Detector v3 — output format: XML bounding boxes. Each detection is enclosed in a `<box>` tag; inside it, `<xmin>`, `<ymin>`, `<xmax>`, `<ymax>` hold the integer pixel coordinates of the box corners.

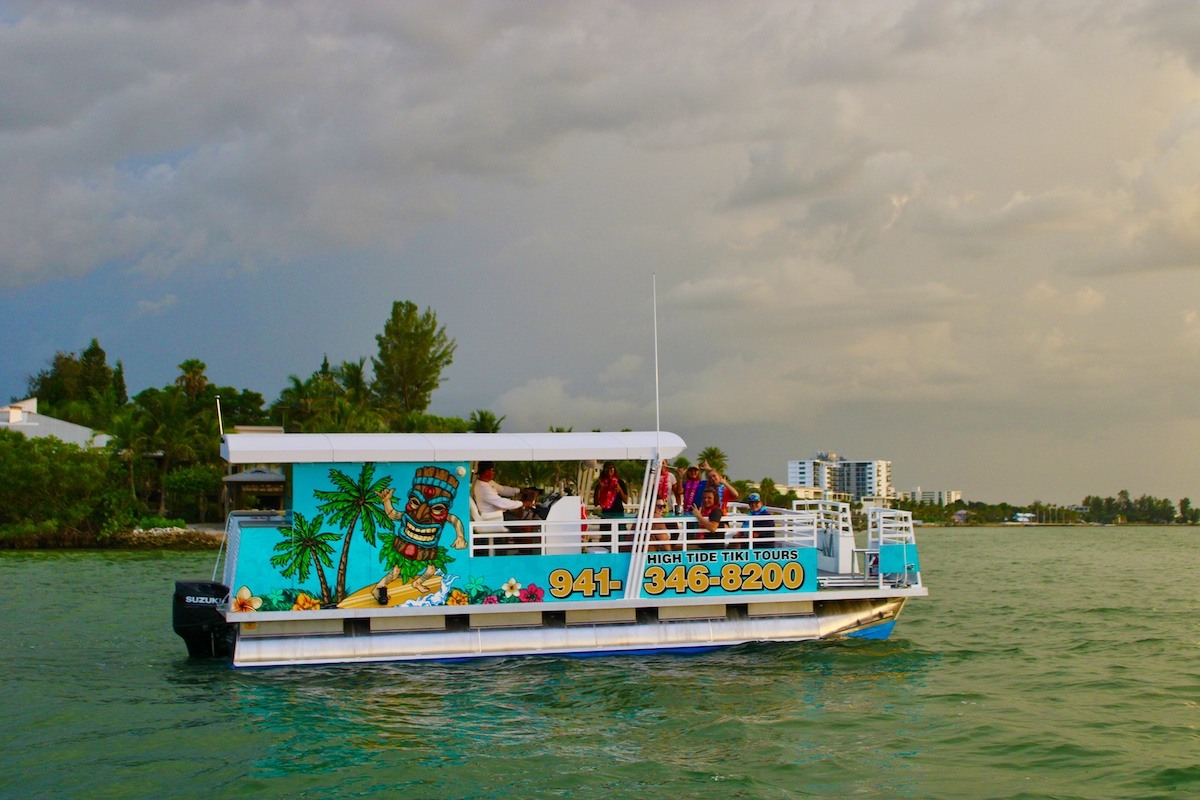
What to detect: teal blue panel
<box><xmin>878</xmin><ymin>542</ymin><xmax>920</xmax><ymax>573</ymax></box>
<box><xmin>464</xmin><ymin>553</ymin><xmax>631</xmax><ymax>603</ymax></box>
<box><xmin>232</xmin><ymin>460</ymin><xmax>473</xmax><ymax>609</ymax></box>
<box><xmin>640</xmin><ymin>547</ymin><xmax>818</xmax><ymax>598</ymax></box>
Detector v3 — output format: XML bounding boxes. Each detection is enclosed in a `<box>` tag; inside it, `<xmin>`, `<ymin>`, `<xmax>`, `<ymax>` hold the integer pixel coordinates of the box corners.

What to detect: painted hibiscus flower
<box><xmin>519</xmin><ymin>583</ymin><xmax>544</xmax><ymax>603</ymax></box>
<box><xmin>291</xmin><ymin>593</ymin><xmax>321</xmax><ymax>611</ymax></box>
<box><xmin>502</xmin><ymin>578</ymin><xmax>522</xmax><ymax>598</ymax></box>
<box><xmin>482</xmin><ymin>595</ymin><xmax>500</xmax><ymax>605</ymax></box>
<box><xmin>447</xmin><ymin>589</ymin><xmax>469</xmax><ymax>606</ymax></box>
<box><xmin>232</xmin><ymin>586</ymin><xmax>262</xmax><ymax>613</ymax></box>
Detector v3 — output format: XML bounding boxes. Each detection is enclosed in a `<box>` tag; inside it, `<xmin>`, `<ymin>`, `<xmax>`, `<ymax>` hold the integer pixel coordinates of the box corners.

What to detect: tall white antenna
<box><xmin>215</xmin><ymin>394</ymin><xmax>224</xmax><ymax>437</ymax></box>
<box><xmin>653</xmin><ymin>273</ymin><xmax>661</xmax><ymax>455</ymax></box>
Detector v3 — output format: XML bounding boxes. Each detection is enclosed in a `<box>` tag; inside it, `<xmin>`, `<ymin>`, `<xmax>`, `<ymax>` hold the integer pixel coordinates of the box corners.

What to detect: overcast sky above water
<box><xmin>4</xmin><ymin>1</ymin><xmax>1200</xmax><ymax>504</ymax></box>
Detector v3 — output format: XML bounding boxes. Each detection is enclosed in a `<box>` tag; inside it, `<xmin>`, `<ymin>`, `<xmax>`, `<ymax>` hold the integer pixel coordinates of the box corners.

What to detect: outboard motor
<box><xmin>173</xmin><ymin>580</ymin><xmax>233</xmax><ymax>658</ymax></box>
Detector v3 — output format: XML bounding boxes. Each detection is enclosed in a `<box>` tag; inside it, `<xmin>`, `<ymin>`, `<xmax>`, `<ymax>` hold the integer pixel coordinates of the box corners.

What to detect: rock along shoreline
<box><xmin>107</xmin><ymin>526</ymin><xmax>226</xmax><ymax>550</ymax></box>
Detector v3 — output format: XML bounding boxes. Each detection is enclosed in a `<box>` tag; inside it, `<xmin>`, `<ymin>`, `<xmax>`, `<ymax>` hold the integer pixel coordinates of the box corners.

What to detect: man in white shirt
<box><xmin>472</xmin><ymin>461</ymin><xmax>531</xmax><ymax>518</ymax></box>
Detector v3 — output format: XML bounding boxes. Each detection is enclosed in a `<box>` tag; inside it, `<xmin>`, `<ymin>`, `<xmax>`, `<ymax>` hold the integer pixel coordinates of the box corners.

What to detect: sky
<box><xmin>4</xmin><ymin>1</ymin><xmax>1200</xmax><ymax>505</ymax></box>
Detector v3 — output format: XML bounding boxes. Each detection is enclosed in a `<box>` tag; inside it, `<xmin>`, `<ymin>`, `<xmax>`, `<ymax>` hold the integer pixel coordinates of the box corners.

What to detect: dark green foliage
<box><xmin>162</xmin><ymin>464</ymin><xmax>224</xmax><ymax>523</ymax></box>
<box><xmin>468</xmin><ymin>409</ymin><xmax>504</xmax><ymax>433</ymax></box>
<box><xmin>0</xmin><ymin>430</ymin><xmax>114</xmax><ymax>544</ymax></box>
<box><xmin>1080</xmin><ymin>492</ymin><xmax>1182</xmax><ymax>524</ymax></box>
<box><xmin>389</xmin><ymin>411</ymin><xmax>470</xmax><ymax>433</ymax></box>
<box><xmin>270</xmin><ymin>361</ymin><xmax>385</xmax><ymax>433</ymax></box>
<box><xmin>208</xmin><ymin>386</ymin><xmax>269</xmax><ymax>427</ymax></box>
<box><xmin>371</xmin><ymin>300</ymin><xmax>456</xmax><ymax>417</ymax></box>
<box><xmin>24</xmin><ymin>339</ymin><xmax>126</xmax><ymax>429</ymax></box>
<box><xmin>133</xmin><ymin>386</ymin><xmax>211</xmax><ymax>514</ymax></box>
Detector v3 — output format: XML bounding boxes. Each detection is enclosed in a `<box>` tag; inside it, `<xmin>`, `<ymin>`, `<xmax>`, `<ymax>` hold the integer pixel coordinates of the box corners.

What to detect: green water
<box><xmin>1</xmin><ymin>528</ymin><xmax>1197</xmax><ymax>799</ymax></box>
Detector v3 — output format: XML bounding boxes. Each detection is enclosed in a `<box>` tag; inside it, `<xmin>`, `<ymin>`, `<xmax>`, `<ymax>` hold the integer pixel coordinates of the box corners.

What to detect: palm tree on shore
<box><xmin>175</xmin><ymin>359</ymin><xmax>209</xmax><ymax>402</ymax></box>
<box><xmin>136</xmin><ymin>386</ymin><xmax>206</xmax><ymax>514</ymax></box>
<box><xmin>336</xmin><ymin>358</ymin><xmax>371</xmax><ymax>408</ymax></box>
<box><xmin>468</xmin><ymin>409</ymin><xmax>504</xmax><ymax>433</ymax></box>
<box><xmin>314</xmin><ymin>463</ymin><xmax>394</xmax><ymax>601</ymax></box>
<box><xmin>697</xmin><ymin>446</ymin><xmax>729</xmax><ymax>476</ymax></box>
<box><xmin>106</xmin><ymin>405</ymin><xmax>147</xmax><ymax>501</ymax></box>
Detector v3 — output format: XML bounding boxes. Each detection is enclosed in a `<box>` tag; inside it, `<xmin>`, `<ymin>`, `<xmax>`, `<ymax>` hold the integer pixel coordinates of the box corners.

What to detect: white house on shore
<box><xmin>0</xmin><ymin>398</ymin><xmax>111</xmax><ymax>448</ymax></box>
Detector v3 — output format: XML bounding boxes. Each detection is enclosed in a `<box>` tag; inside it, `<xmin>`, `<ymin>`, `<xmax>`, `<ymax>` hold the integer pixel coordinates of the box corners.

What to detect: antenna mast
<box><xmin>653</xmin><ymin>273</ymin><xmax>661</xmax><ymax>454</ymax></box>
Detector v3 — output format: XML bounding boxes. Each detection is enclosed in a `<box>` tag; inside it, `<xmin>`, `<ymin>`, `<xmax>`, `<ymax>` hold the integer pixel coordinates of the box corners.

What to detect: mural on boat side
<box><xmin>227</xmin><ymin>461</ymin><xmax>556</xmax><ymax>612</ymax></box>
<box><xmin>225</xmin><ymin>460</ymin><xmax>819</xmax><ymax>613</ymax></box>
<box><xmin>338</xmin><ymin>464</ymin><xmax>466</xmax><ymax>608</ymax></box>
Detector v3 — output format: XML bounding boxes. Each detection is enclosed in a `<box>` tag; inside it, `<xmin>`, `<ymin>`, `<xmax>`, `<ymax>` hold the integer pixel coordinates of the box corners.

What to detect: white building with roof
<box><xmin>0</xmin><ymin>398</ymin><xmax>111</xmax><ymax>448</ymax></box>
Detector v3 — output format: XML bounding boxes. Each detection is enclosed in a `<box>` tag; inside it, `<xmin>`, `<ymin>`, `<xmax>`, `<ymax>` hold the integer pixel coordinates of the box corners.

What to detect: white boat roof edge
<box><xmin>220</xmin><ymin>430</ymin><xmax>687</xmax><ymax>464</ymax></box>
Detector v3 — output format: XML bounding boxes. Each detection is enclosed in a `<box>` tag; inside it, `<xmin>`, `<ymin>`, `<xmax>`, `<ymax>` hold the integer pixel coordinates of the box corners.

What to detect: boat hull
<box><xmin>229</xmin><ymin>595</ymin><xmax>910</xmax><ymax>667</ymax></box>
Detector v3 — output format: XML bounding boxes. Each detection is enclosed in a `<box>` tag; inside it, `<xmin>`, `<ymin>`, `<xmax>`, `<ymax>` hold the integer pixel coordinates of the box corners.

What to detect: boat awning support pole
<box><xmin>624</xmin><ymin>457</ymin><xmax>658</xmax><ymax>599</ymax></box>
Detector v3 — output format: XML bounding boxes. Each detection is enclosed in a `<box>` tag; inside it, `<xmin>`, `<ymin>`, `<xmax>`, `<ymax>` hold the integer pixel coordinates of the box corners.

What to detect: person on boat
<box><xmin>656</xmin><ymin>459</ymin><xmax>681</xmax><ymax>511</ymax></box>
<box><xmin>593</xmin><ymin>462</ymin><xmax>629</xmax><ymax>518</ymax></box>
<box><xmin>473</xmin><ymin>461</ymin><xmax>533</xmax><ymax>519</ymax></box>
<box><xmin>680</xmin><ymin>464</ymin><xmax>704</xmax><ymax>511</ymax></box>
<box><xmin>703</xmin><ymin>464</ymin><xmax>739</xmax><ymax>510</ymax></box>
<box><xmin>507</xmin><ymin>486</ymin><xmax>545</xmax><ymax>554</ymax></box>
<box><xmin>688</xmin><ymin>487</ymin><xmax>724</xmax><ymax>550</ymax></box>
<box><xmin>746</xmin><ymin>492</ymin><xmax>774</xmax><ymax>549</ymax></box>
<box><xmin>649</xmin><ymin>498</ymin><xmax>680</xmax><ymax>551</ymax></box>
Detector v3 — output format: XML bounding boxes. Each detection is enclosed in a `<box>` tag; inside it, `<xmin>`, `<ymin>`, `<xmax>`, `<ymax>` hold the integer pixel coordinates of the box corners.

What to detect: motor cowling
<box><xmin>173</xmin><ymin>580</ymin><xmax>233</xmax><ymax>659</ymax></box>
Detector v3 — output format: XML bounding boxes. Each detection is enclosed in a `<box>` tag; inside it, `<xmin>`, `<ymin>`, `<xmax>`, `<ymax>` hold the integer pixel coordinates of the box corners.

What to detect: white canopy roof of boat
<box><xmin>220</xmin><ymin>430</ymin><xmax>687</xmax><ymax>465</ymax></box>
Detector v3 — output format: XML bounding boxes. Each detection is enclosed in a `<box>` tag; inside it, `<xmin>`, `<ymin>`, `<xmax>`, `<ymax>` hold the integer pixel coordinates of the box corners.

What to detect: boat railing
<box><xmin>860</xmin><ymin>507</ymin><xmax>921</xmax><ymax>589</ymax></box>
<box><xmin>867</xmin><ymin>508</ymin><xmax>916</xmax><ymax>548</ymax></box>
<box><xmin>469</xmin><ymin>508</ymin><xmax>820</xmax><ymax>557</ymax></box>
<box><xmin>792</xmin><ymin>499</ymin><xmax>856</xmax><ymax>576</ymax></box>
<box><xmin>220</xmin><ymin>511</ymin><xmax>289</xmax><ymax>589</ymax></box>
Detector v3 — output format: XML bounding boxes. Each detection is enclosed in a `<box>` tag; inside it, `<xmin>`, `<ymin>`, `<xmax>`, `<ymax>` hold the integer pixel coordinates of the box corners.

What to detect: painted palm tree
<box><xmin>271</xmin><ymin>512</ymin><xmax>339</xmax><ymax>605</ymax></box>
<box><xmin>314</xmin><ymin>463</ymin><xmax>395</xmax><ymax>601</ymax></box>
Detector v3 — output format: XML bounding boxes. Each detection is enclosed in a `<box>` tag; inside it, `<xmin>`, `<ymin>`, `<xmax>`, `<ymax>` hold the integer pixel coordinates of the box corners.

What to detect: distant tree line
<box><xmin>894</xmin><ymin>491</ymin><xmax>1197</xmax><ymax>525</ymax></box>
<box><xmin>1</xmin><ymin>301</ymin><xmax>494</xmax><ymax>546</ymax></box>
<box><xmin>4</xmin><ymin>299</ymin><xmax>1195</xmax><ymax>546</ymax></box>
<box><xmin>1079</xmin><ymin>491</ymin><xmax>1196</xmax><ymax>525</ymax></box>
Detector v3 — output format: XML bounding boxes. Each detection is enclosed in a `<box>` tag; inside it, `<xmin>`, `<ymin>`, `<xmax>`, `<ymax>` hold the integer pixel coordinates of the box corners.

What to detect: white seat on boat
<box><xmin>469</xmin><ymin>493</ymin><xmax>507</xmax><ymax>533</ymax></box>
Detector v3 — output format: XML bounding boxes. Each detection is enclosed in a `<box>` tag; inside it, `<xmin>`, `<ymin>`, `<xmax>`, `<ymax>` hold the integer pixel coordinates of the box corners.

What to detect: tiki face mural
<box><xmin>365</xmin><ymin>465</ymin><xmax>467</xmax><ymax>605</ymax></box>
<box><xmin>378</xmin><ymin>466</ymin><xmax>466</xmax><ymax>561</ymax></box>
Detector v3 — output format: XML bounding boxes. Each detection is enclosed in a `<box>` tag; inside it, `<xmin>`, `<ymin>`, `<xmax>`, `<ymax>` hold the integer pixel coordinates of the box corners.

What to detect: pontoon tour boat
<box><xmin>173</xmin><ymin>430</ymin><xmax>925</xmax><ymax>667</ymax></box>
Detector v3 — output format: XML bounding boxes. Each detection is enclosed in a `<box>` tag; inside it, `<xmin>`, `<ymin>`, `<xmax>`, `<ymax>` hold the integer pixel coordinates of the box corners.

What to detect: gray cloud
<box><xmin>4</xmin><ymin>0</ymin><xmax>1200</xmax><ymax>502</ymax></box>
